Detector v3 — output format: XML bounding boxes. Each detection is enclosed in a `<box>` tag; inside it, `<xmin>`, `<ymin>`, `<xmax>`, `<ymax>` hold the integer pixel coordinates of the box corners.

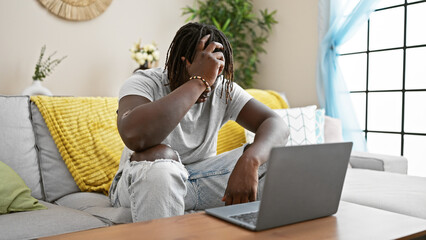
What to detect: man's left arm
<box><xmin>222</xmin><ymin>98</ymin><xmax>289</xmax><ymax>205</ymax></box>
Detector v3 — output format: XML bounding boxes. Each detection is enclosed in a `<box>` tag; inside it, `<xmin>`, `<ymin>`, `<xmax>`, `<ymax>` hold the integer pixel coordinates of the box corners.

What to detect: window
<box><xmin>339</xmin><ymin>0</ymin><xmax>426</xmax><ymax>177</ymax></box>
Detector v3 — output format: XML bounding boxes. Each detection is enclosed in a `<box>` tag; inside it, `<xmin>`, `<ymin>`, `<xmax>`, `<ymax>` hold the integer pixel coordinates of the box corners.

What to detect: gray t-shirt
<box><xmin>118</xmin><ymin>68</ymin><xmax>252</xmax><ymax>165</ymax></box>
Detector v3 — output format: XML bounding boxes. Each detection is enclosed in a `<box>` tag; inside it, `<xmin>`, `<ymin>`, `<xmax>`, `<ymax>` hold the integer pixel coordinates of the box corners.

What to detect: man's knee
<box><xmin>131</xmin><ymin>144</ymin><xmax>179</xmax><ymax>162</ymax></box>
<box><xmin>145</xmin><ymin>161</ymin><xmax>188</xmax><ymax>191</ymax></box>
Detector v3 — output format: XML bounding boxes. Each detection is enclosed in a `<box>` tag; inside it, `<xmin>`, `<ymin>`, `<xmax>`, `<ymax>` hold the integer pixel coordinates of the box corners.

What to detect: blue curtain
<box><xmin>317</xmin><ymin>0</ymin><xmax>382</xmax><ymax>151</ymax></box>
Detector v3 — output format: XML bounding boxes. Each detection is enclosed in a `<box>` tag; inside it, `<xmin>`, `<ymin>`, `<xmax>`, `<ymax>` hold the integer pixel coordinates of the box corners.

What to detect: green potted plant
<box><xmin>22</xmin><ymin>45</ymin><xmax>66</xmax><ymax>96</ymax></box>
<box><xmin>183</xmin><ymin>0</ymin><xmax>277</xmax><ymax>88</ymax></box>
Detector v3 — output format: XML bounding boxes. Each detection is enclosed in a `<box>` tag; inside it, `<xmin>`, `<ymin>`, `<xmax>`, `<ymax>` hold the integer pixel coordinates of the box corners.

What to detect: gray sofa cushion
<box><xmin>30</xmin><ymin>101</ymin><xmax>80</xmax><ymax>202</ymax></box>
<box><xmin>55</xmin><ymin>192</ymin><xmax>132</xmax><ymax>225</ymax></box>
<box><xmin>342</xmin><ymin>168</ymin><xmax>426</xmax><ymax>219</ymax></box>
<box><xmin>0</xmin><ymin>200</ymin><xmax>107</xmax><ymax>239</ymax></box>
<box><xmin>0</xmin><ymin>96</ymin><xmax>43</xmax><ymax>200</ymax></box>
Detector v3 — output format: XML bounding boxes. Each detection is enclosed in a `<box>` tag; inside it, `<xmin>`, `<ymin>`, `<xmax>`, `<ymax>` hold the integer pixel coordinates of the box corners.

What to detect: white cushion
<box><xmin>245</xmin><ymin>105</ymin><xmax>317</xmax><ymax>146</ymax></box>
<box><xmin>324</xmin><ymin>116</ymin><xmax>343</xmax><ymax>143</ymax></box>
<box><xmin>342</xmin><ymin>168</ymin><xmax>426</xmax><ymax>219</ymax></box>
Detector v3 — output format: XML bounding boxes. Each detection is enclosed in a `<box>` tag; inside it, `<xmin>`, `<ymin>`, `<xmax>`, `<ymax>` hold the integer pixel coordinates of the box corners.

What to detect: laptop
<box><xmin>205</xmin><ymin>142</ymin><xmax>353</xmax><ymax>231</ymax></box>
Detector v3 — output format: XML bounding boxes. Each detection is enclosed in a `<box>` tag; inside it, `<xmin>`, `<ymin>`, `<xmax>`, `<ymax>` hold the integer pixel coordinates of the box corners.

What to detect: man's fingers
<box><xmin>182</xmin><ymin>56</ymin><xmax>192</xmax><ymax>69</ymax></box>
<box><xmin>218</xmin><ymin>64</ymin><xmax>224</xmax><ymax>76</ymax></box>
<box><xmin>196</xmin><ymin>34</ymin><xmax>211</xmax><ymax>51</ymax></box>
<box><xmin>205</xmin><ymin>41</ymin><xmax>224</xmax><ymax>53</ymax></box>
<box><xmin>225</xmin><ymin>195</ymin><xmax>233</xmax><ymax>206</ymax></box>
<box><xmin>186</xmin><ymin>59</ymin><xmax>191</xmax><ymax>69</ymax></box>
<box><xmin>224</xmin><ymin>191</ymin><xmax>254</xmax><ymax>206</ymax></box>
<box><xmin>218</xmin><ymin>59</ymin><xmax>225</xmax><ymax>73</ymax></box>
<box><xmin>249</xmin><ymin>191</ymin><xmax>257</xmax><ymax>202</ymax></box>
<box><xmin>212</xmin><ymin>51</ymin><xmax>224</xmax><ymax>61</ymax></box>
<box><xmin>232</xmin><ymin>195</ymin><xmax>242</xmax><ymax>205</ymax></box>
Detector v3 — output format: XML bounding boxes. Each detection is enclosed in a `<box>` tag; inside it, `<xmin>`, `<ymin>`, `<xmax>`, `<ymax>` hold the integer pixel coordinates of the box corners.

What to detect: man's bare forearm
<box><xmin>242</xmin><ymin>116</ymin><xmax>289</xmax><ymax>166</ymax></box>
<box><xmin>119</xmin><ymin>79</ymin><xmax>206</xmax><ymax>151</ymax></box>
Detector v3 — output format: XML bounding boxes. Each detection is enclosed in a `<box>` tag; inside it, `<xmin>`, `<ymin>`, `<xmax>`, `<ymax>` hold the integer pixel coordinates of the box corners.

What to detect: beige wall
<box><xmin>0</xmin><ymin>0</ymin><xmax>318</xmax><ymax>107</ymax></box>
<box><xmin>253</xmin><ymin>0</ymin><xmax>319</xmax><ymax>107</ymax></box>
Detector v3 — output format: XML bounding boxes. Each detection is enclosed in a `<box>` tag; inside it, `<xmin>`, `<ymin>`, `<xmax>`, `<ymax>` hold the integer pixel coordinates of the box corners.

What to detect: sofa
<box><xmin>1</xmin><ymin>93</ymin><xmax>425</xmax><ymax>240</ymax></box>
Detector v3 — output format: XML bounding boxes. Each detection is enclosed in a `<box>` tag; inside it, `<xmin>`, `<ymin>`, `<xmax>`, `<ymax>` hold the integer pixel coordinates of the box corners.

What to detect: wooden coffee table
<box><xmin>40</xmin><ymin>202</ymin><xmax>426</xmax><ymax>240</ymax></box>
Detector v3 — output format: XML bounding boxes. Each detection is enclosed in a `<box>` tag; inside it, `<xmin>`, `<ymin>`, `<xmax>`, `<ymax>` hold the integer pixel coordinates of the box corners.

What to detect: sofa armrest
<box><xmin>324</xmin><ymin>116</ymin><xmax>343</xmax><ymax>143</ymax></box>
<box><xmin>350</xmin><ymin>151</ymin><xmax>408</xmax><ymax>174</ymax></box>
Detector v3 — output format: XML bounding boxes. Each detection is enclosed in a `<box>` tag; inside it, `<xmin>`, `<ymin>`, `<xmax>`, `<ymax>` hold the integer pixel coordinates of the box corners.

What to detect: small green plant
<box><xmin>32</xmin><ymin>45</ymin><xmax>67</xmax><ymax>81</ymax></box>
<box><xmin>183</xmin><ymin>0</ymin><xmax>277</xmax><ymax>88</ymax></box>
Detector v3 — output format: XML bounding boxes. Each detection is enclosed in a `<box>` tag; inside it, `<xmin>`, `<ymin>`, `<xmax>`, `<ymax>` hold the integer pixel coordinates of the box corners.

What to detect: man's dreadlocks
<box><xmin>164</xmin><ymin>22</ymin><xmax>234</xmax><ymax>102</ymax></box>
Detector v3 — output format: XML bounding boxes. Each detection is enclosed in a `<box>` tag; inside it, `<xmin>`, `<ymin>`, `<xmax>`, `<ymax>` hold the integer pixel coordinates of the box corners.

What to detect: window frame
<box><xmin>340</xmin><ymin>0</ymin><xmax>426</xmax><ymax>156</ymax></box>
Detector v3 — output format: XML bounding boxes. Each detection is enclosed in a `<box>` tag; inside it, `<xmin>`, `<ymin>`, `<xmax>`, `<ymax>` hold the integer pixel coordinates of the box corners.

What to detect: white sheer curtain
<box><xmin>316</xmin><ymin>0</ymin><xmax>383</xmax><ymax>151</ymax></box>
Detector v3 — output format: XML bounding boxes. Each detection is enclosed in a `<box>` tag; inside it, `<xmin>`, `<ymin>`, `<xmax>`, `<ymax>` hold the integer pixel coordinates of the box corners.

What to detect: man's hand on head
<box><xmin>185</xmin><ymin>34</ymin><xmax>225</xmax><ymax>87</ymax></box>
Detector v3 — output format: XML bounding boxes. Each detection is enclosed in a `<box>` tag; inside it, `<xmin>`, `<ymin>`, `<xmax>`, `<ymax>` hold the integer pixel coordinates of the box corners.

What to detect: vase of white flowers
<box><xmin>22</xmin><ymin>45</ymin><xmax>66</xmax><ymax>96</ymax></box>
<box><xmin>130</xmin><ymin>39</ymin><xmax>160</xmax><ymax>71</ymax></box>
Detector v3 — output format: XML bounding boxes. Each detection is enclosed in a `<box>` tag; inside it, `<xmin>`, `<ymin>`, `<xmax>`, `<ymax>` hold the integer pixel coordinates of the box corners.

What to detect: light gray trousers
<box><xmin>109</xmin><ymin>146</ymin><xmax>267</xmax><ymax>222</ymax></box>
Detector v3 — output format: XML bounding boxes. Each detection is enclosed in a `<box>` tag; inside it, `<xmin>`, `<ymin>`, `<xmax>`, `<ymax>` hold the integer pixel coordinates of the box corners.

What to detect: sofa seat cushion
<box><xmin>342</xmin><ymin>168</ymin><xmax>426</xmax><ymax>219</ymax></box>
<box><xmin>55</xmin><ymin>192</ymin><xmax>132</xmax><ymax>225</ymax></box>
<box><xmin>0</xmin><ymin>200</ymin><xmax>107</xmax><ymax>239</ymax></box>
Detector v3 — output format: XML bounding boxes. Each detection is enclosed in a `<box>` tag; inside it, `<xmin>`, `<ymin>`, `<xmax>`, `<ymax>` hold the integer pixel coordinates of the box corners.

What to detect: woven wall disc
<box><xmin>38</xmin><ymin>0</ymin><xmax>113</xmax><ymax>21</ymax></box>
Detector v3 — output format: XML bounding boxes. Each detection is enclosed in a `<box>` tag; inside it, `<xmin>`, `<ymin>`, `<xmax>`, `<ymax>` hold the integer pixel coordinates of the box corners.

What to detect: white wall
<box><xmin>0</xmin><ymin>0</ymin><xmax>193</xmax><ymax>97</ymax></box>
<box><xmin>0</xmin><ymin>0</ymin><xmax>318</xmax><ymax>107</ymax></box>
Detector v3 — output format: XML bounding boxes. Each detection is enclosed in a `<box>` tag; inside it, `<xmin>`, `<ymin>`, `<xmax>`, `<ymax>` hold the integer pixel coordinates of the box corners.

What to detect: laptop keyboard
<box><xmin>230</xmin><ymin>211</ymin><xmax>258</xmax><ymax>226</ymax></box>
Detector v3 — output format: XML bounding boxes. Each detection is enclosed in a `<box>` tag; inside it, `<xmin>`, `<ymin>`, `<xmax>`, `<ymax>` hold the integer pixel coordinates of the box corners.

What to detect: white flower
<box><xmin>147</xmin><ymin>55</ymin><xmax>153</xmax><ymax>62</ymax></box>
<box><xmin>137</xmin><ymin>59</ymin><xmax>146</xmax><ymax>65</ymax></box>
<box><xmin>143</xmin><ymin>45</ymin><xmax>149</xmax><ymax>52</ymax></box>
<box><xmin>135</xmin><ymin>52</ymin><xmax>144</xmax><ymax>61</ymax></box>
<box><xmin>153</xmin><ymin>50</ymin><xmax>160</xmax><ymax>61</ymax></box>
<box><xmin>130</xmin><ymin>39</ymin><xmax>160</xmax><ymax>66</ymax></box>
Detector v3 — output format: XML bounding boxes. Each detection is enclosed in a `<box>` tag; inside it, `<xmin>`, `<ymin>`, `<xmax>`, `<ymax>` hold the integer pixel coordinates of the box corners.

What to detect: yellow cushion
<box><xmin>217</xmin><ymin>89</ymin><xmax>288</xmax><ymax>154</ymax></box>
<box><xmin>245</xmin><ymin>89</ymin><xmax>289</xmax><ymax>110</ymax></box>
